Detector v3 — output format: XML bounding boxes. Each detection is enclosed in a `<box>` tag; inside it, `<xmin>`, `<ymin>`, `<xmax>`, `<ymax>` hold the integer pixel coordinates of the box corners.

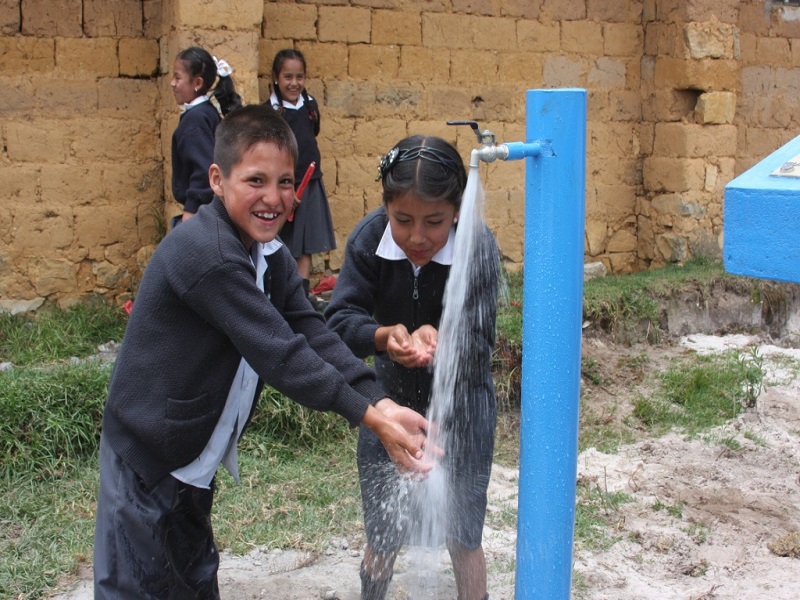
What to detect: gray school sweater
<box><xmin>102</xmin><ymin>198</ymin><xmax>384</xmax><ymax>487</ymax></box>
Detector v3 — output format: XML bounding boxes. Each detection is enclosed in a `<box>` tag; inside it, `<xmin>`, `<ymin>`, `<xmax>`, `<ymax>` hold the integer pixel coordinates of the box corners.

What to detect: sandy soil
<box><xmin>51</xmin><ymin>334</ymin><xmax>800</xmax><ymax>600</ymax></box>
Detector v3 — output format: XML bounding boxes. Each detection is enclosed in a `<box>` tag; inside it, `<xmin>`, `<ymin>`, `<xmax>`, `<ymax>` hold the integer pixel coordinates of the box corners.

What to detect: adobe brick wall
<box><xmin>2</xmin><ymin>0</ymin><xmax>800</xmax><ymax>310</ymax></box>
<box><xmin>0</xmin><ymin>0</ymin><xmax>161</xmax><ymax>312</ymax></box>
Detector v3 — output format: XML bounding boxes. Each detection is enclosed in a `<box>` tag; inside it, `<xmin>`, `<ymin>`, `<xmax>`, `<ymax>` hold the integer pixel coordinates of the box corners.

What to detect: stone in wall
<box><xmin>22</xmin><ymin>0</ymin><xmax>82</xmax><ymax>36</ymax></box>
<box><xmin>29</xmin><ymin>257</ymin><xmax>78</xmax><ymax>296</ymax></box>
<box><xmin>694</xmin><ymin>91</ymin><xmax>736</xmax><ymax>124</ymax></box>
<box><xmin>119</xmin><ymin>38</ymin><xmax>159</xmax><ymax>76</ymax></box>
<box><xmin>84</xmin><ymin>0</ymin><xmax>143</xmax><ymax>37</ymax></box>
<box><xmin>656</xmin><ymin>233</ymin><xmax>689</xmax><ymax>263</ymax></box>
<box><xmin>0</xmin><ymin>0</ymin><xmax>19</xmax><ymax>34</ymax></box>
<box><xmin>684</xmin><ymin>19</ymin><xmax>738</xmax><ymax>59</ymax></box>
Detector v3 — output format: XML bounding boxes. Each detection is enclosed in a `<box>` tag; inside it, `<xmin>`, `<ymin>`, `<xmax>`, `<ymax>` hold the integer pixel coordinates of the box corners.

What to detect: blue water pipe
<box><xmin>457</xmin><ymin>88</ymin><xmax>587</xmax><ymax>598</ymax></box>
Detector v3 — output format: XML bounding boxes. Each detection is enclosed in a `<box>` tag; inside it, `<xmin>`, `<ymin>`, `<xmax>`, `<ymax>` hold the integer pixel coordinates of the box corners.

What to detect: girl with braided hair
<box><xmin>269</xmin><ymin>49</ymin><xmax>336</xmax><ymax>310</ymax></box>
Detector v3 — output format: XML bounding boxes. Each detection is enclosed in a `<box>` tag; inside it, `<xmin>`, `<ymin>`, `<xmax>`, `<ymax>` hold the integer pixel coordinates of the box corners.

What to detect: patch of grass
<box><xmin>632</xmin><ymin>350</ymin><xmax>765</xmax><ymax>436</ymax></box>
<box><xmin>581</xmin><ymin>356</ymin><xmax>603</xmax><ymax>385</ymax></box>
<box><xmin>213</xmin><ymin>434</ymin><xmax>362</xmax><ymax>554</ymax></box>
<box><xmin>744</xmin><ymin>430</ymin><xmax>767</xmax><ymax>447</ymax></box>
<box><xmin>578</xmin><ymin>400</ymin><xmax>636</xmax><ymax>453</ymax></box>
<box><xmin>616</xmin><ymin>351</ymin><xmax>650</xmax><ymax>381</ymax></box>
<box><xmin>574</xmin><ymin>477</ymin><xmax>633</xmax><ymax>552</ymax></box>
<box><xmin>683</xmin><ymin>522</ymin><xmax>709</xmax><ymax>545</ymax></box>
<box><xmin>494</xmin><ymin>411</ymin><xmax>521</xmax><ymax>467</ymax></box>
<box><xmin>0</xmin><ymin>301</ymin><xmax>128</xmax><ymax>366</ymax></box>
<box><xmin>0</xmin><ymin>363</ymin><xmax>111</xmax><ymax>481</ymax></box>
<box><xmin>243</xmin><ymin>388</ymin><xmax>354</xmax><ymax>452</ymax></box>
<box><xmin>0</xmin><ymin>460</ymin><xmax>98</xmax><ymax>599</ymax></box>
<box><xmin>652</xmin><ymin>498</ymin><xmax>684</xmax><ymax>519</ymax></box>
<box><xmin>495</xmin><ymin>268</ymin><xmax>522</xmax><ymax>346</ymax></box>
<box><xmin>583</xmin><ymin>260</ymin><xmax>731</xmax><ymax>342</ymax></box>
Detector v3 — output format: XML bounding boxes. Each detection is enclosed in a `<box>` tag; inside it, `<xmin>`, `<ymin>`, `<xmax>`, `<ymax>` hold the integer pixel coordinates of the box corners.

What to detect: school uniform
<box><xmin>270</xmin><ymin>92</ymin><xmax>336</xmax><ymax>257</ymax></box>
<box><xmin>94</xmin><ymin>197</ymin><xmax>385</xmax><ymax>598</ymax></box>
<box><xmin>171</xmin><ymin>98</ymin><xmax>220</xmax><ymax>218</ymax></box>
<box><xmin>325</xmin><ymin>206</ymin><xmax>499</xmax><ymax>553</ymax></box>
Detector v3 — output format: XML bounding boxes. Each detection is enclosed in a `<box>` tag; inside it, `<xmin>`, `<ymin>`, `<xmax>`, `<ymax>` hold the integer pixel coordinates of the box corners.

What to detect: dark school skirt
<box><xmin>279</xmin><ymin>178</ymin><xmax>337</xmax><ymax>257</ymax></box>
<box><xmin>356</xmin><ymin>402</ymin><xmax>496</xmax><ymax>554</ymax></box>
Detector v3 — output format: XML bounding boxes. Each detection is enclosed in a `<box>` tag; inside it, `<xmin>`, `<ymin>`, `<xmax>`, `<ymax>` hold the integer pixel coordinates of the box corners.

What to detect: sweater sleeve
<box><xmin>324</xmin><ymin>220</ymin><xmax>383</xmax><ymax>359</ymax></box>
<box><xmin>176</xmin><ymin>120</ymin><xmax>216</xmax><ymax>214</ymax></box>
<box><xmin>183</xmin><ymin>255</ymin><xmax>373</xmax><ymax>426</ymax></box>
<box><xmin>272</xmin><ymin>249</ymin><xmax>387</xmax><ymax>405</ymax></box>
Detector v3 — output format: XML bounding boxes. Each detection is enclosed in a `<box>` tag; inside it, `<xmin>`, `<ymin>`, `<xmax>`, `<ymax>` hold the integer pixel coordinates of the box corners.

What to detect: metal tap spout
<box><xmin>447</xmin><ymin>120</ymin><xmax>554</xmax><ymax>168</ymax></box>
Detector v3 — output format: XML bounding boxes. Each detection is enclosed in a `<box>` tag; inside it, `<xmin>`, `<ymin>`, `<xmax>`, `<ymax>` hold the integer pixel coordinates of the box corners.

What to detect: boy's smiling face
<box><xmin>209</xmin><ymin>141</ymin><xmax>295</xmax><ymax>250</ymax></box>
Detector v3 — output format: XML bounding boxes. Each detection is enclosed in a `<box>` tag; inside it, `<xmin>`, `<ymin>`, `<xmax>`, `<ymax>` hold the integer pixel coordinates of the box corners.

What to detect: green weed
<box><xmin>744</xmin><ymin>430</ymin><xmax>767</xmax><ymax>447</ymax></box>
<box><xmin>632</xmin><ymin>350</ymin><xmax>765</xmax><ymax>436</ymax></box>
<box><xmin>574</xmin><ymin>477</ymin><xmax>633</xmax><ymax>552</ymax></box>
<box><xmin>0</xmin><ymin>363</ymin><xmax>111</xmax><ymax>481</ymax></box>
<box><xmin>0</xmin><ymin>301</ymin><xmax>127</xmax><ymax>366</ymax></box>
<box><xmin>581</xmin><ymin>357</ymin><xmax>603</xmax><ymax>385</ymax></box>
<box><xmin>652</xmin><ymin>498</ymin><xmax>684</xmax><ymax>519</ymax></box>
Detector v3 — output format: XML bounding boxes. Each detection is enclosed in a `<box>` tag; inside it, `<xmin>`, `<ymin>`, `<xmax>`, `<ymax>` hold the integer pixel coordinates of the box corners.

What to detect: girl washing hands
<box><xmin>325</xmin><ymin>135</ymin><xmax>500</xmax><ymax>600</ymax></box>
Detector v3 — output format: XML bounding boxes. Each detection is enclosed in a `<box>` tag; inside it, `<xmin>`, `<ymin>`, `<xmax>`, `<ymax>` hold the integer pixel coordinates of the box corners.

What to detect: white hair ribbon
<box><xmin>213</xmin><ymin>56</ymin><xmax>233</xmax><ymax>78</ymax></box>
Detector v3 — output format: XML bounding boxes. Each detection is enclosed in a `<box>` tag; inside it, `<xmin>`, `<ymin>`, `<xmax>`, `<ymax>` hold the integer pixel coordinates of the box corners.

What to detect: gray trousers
<box><xmin>93</xmin><ymin>434</ymin><xmax>220</xmax><ymax>599</ymax></box>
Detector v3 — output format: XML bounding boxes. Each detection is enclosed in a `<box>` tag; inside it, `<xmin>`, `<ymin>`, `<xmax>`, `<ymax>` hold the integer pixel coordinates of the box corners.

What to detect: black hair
<box><xmin>270</xmin><ymin>48</ymin><xmax>320</xmax><ymax>135</ymax></box>
<box><xmin>176</xmin><ymin>46</ymin><xmax>243</xmax><ymax>116</ymax></box>
<box><xmin>379</xmin><ymin>135</ymin><xmax>467</xmax><ymax>209</ymax></box>
<box><xmin>213</xmin><ymin>104</ymin><xmax>299</xmax><ymax>176</ymax></box>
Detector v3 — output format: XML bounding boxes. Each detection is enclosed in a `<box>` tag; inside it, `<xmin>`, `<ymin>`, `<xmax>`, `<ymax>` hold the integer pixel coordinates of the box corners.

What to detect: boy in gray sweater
<box><xmin>94</xmin><ymin>104</ymin><xmax>432</xmax><ymax>599</ymax></box>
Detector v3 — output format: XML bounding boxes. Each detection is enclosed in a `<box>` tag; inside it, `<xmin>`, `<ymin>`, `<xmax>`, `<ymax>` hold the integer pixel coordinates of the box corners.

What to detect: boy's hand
<box><xmin>363</xmin><ymin>399</ymin><xmax>443</xmax><ymax>475</ymax></box>
<box><xmin>386</xmin><ymin>324</ymin><xmax>437</xmax><ymax>368</ymax></box>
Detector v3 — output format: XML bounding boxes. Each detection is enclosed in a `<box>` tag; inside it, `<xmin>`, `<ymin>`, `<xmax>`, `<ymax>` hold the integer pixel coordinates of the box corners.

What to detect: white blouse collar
<box><xmin>375</xmin><ymin>223</ymin><xmax>455</xmax><ymax>268</ymax></box>
<box><xmin>269</xmin><ymin>91</ymin><xmax>305</xmax><ymax>110</ymax></box>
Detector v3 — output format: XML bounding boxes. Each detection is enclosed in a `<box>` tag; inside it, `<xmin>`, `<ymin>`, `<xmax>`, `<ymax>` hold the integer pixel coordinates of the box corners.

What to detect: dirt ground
<box><xmin>51</xmin><ymin>333</ymin><xmax>800</xmax><ymax>600</ymax></box>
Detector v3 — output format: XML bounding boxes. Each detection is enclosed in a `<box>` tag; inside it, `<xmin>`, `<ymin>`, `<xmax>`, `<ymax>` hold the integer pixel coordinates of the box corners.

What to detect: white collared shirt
<box><xmin>376</xmin><ymin>222</ymin><xmax>456</xmax><ymax>276</ymax></box>
<box><xmin>182</xmin><ymin>95</ymin><xmax>209</xmax><ymax>112</ymax></box>
<box><xmin>172</xmin><ymin>239</ymin><xmax>283</xmax><ymax>489</ymax></box>
<box><xmin>270</xmin><ymin>91</ymin><xmax>305</xmax><ymax>111</ymax></box>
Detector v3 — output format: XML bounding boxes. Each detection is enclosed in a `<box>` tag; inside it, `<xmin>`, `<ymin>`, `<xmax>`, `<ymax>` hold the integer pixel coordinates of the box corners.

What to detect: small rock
<box><xmin>319</xmin><ymin>586</ymin><xmax>338</xmax><ymax>599</ymax></box>
<box><xmin>584</xmin><ymin>261</ymin><xmax>607</xmax><ymax>281</ymax></box>
<box><xmin>0</xmin><ymin>362</ymin><xmax>13</xmax><ymax>372</ymax></box>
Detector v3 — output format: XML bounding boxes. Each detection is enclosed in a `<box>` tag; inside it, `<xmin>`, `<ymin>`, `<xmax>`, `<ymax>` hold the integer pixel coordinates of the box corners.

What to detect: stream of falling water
<box><xmin>402</xmin><ymin>164</ymin><xmax>500</xmax><ymax>599</ymax></box>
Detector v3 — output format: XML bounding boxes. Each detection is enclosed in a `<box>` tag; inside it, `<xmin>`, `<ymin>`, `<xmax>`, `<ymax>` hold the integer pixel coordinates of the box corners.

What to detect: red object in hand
<box><xmin>123</xmin><ymin>300</ymin><xmax>134</xmax><ymax>315</ymax></box>
<box><xmin>288</xmin><ymin>161</ymin><xmax>316</xmax><ymax>222</ymax></box>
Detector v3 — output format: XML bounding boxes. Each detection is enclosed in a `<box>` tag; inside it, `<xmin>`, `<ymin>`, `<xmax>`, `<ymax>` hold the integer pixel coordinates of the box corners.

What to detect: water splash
<box><xmin>403</xmin><ymin>164</ymin><xmax>500</xmax><ymax>598</ymax></box>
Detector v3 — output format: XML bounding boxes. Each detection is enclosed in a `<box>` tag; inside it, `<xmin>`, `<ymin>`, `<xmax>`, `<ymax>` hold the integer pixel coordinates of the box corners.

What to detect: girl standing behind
<box><xmin>269</xmin><ymin>49</ymin><xmax>336</xmax><ymax>309</ymax></box>
<box><xmin>325</xmin><ymin>135</ymin><xmax>499</xmax><ymax>600</ymax></box>
<box><xmin>170</xmin><ymin>46</ymin><xmax>242</xmax><ymax>227</ymax></box>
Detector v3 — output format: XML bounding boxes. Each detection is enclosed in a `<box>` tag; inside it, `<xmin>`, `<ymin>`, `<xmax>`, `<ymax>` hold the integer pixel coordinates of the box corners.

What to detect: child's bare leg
<box><xmin>296</xmin><ymin>254</ymin><xmax>312</xmax><ymax>280</ymax></box>
<box><xmin>360</xmin><ymin>545</ymin><xmax>398</xmax><ymax>600</ymax></box>
<box><xmin>448</xmin><ymin>542</ymin><xmax>487</xmax><ymax>600</ymax></box>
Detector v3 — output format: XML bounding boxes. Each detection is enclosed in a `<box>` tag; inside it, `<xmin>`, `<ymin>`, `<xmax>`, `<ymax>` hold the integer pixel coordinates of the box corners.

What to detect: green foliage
<box><xmin>213</xmin><ymin>436</ymin><xmax>362</xmax><ymax>553</ymax></box>
<box><xmin>0</xmin><ymin>301</ymin><xmax>128</xmax><ymax>366</ymax></box>
<box><xmin>242</xmin><ymin>387</ymin><xmax>354</xmax><ymax>454</ymax></box>
<box><xmin>0</xmin><ymin>462</ymin><xmax>98</xmax><ymax>599</ymax></box>
<box><xmin>581</xmin><ymin>357</ymin><xmax>603</xmax><ymax>385</ymax></box>
<box><xmin>495</xmin><ymin>268</ymin><xmax>523</xmax><ymax>346</ymax></box>
<box><xmin>0</xmin><ymin>363</ymin><xmax>110</xmax><ymax>481</ymax></box>
<box><xmin>574</xmin><ymin>478</ymin><xmax>633</xmax><ymax>551</ymax></box>
<box><xmin>578</xmin><ymin>400</ymin><xmax>636</xmax><ymax>454</ymax></box>
<box><xmin>652</xmin><ymin>498</ymin><xmax>684</xmax><ymax>519</ymax></box>
<box><xmin>632</xmin><ymin>350</ymin><xmax>765</xmax><ymax>435</ymax></box>
<box><xmin>583</xmin><ymin>260</ymin><xmax>731</xmax><ymax>342</ymax></box>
